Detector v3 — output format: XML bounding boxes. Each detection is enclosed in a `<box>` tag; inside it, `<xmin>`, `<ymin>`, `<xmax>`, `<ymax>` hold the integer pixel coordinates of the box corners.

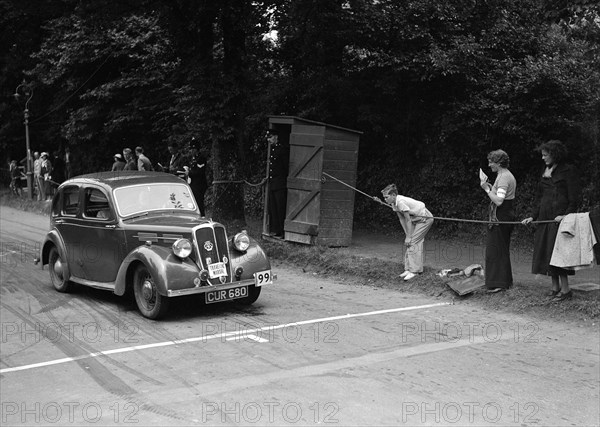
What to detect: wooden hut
<box><xmin>263</xmin><ymin>116</ymin><xmax>362</xmax><ymax>247</ymax></box>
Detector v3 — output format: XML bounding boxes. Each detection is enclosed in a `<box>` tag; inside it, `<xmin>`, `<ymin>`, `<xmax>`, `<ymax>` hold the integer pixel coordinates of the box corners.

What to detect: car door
<box><xmin>55</xmin><ymin>184</ymin><xmax>87</xmax><ymax>279</ymax></box>
<box><xmin>79</xmin><ymin>186</ymin><xmax>123</xmax><ymax>283</ymax></box>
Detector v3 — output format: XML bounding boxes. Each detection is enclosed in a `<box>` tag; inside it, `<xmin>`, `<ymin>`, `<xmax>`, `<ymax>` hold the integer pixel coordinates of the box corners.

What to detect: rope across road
<box><xmin>321</xmin><ymin>172</ymin><xmax>557</xmax><ymax>226</ymax></box>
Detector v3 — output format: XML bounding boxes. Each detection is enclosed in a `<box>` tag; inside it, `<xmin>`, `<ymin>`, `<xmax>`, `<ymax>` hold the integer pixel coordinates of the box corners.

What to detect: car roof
<box><xmin>61</xmin><ymin>171</ymin><xmax>186</xmax><ymax>191</ymax></box>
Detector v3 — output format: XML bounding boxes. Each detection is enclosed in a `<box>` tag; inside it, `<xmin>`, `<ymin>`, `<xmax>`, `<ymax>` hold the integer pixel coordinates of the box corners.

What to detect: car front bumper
<box><xmin>166</xmin><ymin>274</ymin><xmax>276</xmax><ymax>297</ymax></box>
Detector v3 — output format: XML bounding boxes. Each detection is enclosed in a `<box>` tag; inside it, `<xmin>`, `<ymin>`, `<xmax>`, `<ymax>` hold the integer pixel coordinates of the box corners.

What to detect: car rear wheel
<box><xmin>133</xmin><ymin>264</ymin><xmax>169</xmax><ymax>319</ymax></box>
<box><xmin>238</xmin><ymin>285</ymin><xmax>261</xmax><ymax>305</ymax></box>
<box><xmin>49</xmin><ymin>247</ymin><xmax>72</xmax><ymax>293</ymax></box>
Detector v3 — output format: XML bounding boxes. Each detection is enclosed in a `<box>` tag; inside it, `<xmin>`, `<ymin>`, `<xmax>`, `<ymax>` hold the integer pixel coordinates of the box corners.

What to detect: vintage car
<box><xmin>37</xmin><ymin>171</ymin><xmax>275</xmax><ymax>319</ymax></box>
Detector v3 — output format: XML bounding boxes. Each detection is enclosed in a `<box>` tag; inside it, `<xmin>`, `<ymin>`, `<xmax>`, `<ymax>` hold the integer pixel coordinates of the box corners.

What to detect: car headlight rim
<box><xmin>172</xmin><ymin>238</ymin><xmax>193</xmax><ymax>259</ymax></box>
<box><xmin>233</xmin><ymin>231</ymin><xmax>250</xmax><ymax>252</ymax></box>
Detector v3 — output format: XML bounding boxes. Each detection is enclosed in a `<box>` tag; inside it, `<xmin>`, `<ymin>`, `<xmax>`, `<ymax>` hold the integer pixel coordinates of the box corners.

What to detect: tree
<box><xmin>2</xmin><ymin>0</ymin><xmax>597</xmax><ymax>229</ymax></box>
<box><xmin>0</xmin><ymin>0</ymin><xmax>69</xmax><ymax>161</ymax></box>
<box><xmin>21</xmin><ymin>0</ymin><xmax>276</xmax><ymax>224</ymax></box>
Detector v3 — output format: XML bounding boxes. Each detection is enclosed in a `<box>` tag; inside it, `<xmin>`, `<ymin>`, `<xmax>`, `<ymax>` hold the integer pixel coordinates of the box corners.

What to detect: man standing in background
<box><xmin>40</xmin><ymin>152</ymin><xmax>53</xmax><ymax>200</ymax></box>
<box><xmin>122</xmin><ymin>148</ymin><xmax>137</xmax><ymax>170</ymax></box>
<box><xmin>135</xmin><ymin>146</ymin><xmax>154</xmax><ymax>171</ymax></box>
<box><xmin>162</xmin><ymin>142</ymin><xmax>187</xmax><ymax>179</ymax></box>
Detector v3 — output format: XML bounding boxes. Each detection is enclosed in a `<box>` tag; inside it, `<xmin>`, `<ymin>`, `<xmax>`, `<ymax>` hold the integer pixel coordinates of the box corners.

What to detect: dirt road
<box><xmin>1</xmin><ymin>207</ymin><xmax>599</xmax><ymax>426</ymax></box>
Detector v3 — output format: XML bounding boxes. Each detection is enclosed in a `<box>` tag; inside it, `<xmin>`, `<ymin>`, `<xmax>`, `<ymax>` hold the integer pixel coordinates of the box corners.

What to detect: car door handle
<box><xmin>105</xmin><ymin>224</ymin><xmax>117</xmax><ymax>229</ymax></box>
<box><xmin>55</xmin><ymin>219</ymin><xmax>65</xmax><ymax>224</ymax></box>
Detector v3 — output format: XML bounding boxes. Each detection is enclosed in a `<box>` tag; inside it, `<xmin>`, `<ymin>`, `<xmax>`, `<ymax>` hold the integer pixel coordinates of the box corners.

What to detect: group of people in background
<box><xmin>111</xmin><ymin>146</ymin><xmax>155</xmax><ymax>172</ymax></box>
<box><xmin>381</xmin><ymin>139</ymin><xmax>591</xmax><ymax>303</ymax></box>
<box><xmin>7</xmin><ymin>140</ymin><xmax>209</xmax><ymax>217</ymax></box>
<box><xmin>111</xmin><ymin>141</ymin><xmax>208</xmax><ymax>216</ymax></box>
<box><xmin>8</xmin><ymin>148</ymin><xmax>73</xmax><ymax>200</ymax></box>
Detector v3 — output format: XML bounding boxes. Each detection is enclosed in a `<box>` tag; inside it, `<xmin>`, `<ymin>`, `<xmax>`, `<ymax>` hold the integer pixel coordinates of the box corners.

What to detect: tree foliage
<box><xmin>1</xmin><ymin>0</ymin><xmax>598</xmax><ymax>228</ymax></box>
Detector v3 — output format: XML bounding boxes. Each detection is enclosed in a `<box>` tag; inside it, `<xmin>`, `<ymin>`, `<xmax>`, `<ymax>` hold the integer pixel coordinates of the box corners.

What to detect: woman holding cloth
<box><xmin>480</xmin><ymin>149</ymin><xmax>517</xmax><ymax>292</ymax></box>
<box><xmin>521</xmin><ymin>140</ymin><xmax>580</xmax><ymax>301</ymax></box>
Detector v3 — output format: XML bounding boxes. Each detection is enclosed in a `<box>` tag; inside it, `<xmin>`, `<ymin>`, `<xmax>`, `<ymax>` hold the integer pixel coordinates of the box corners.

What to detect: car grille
<box><xmin>193</xmin><ymin>224</ymin><xmax>232</xmax><ymax>285</ymax></box>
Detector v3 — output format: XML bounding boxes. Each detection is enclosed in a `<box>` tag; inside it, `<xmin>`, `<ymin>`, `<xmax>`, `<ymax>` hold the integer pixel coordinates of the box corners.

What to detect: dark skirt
<box><xmin>485</xmin><ymin>199</ymin><xmax>514</xmax><ymax>289</ymax></box>
<box><xmin>531</xmin><ymin>222</ymin><xmax>575</xmax><ymax>276</ymax></box>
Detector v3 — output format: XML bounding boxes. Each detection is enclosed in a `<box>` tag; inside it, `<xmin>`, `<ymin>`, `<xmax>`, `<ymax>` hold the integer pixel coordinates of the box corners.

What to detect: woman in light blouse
<box><xmin>480</xmin><ymin>149</ymin><xmax>517</xmax><ymax>292</ymax></box>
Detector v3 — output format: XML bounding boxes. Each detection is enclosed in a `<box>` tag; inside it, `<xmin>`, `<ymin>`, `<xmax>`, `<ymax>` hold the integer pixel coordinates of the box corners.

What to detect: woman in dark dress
<box><xmin>480</xmin><ymin>150</ymin><xmax>517</xmax><ymax>292</ymax></box>
<box><xmin>52</xmin><ymin>151</ymin><xmax>66</xmax><ymax>184</ymax></box>
<box><xmin>521</xmin><ymin>140</ymin><xmax>580</xmax><ymax>301</ymax></box>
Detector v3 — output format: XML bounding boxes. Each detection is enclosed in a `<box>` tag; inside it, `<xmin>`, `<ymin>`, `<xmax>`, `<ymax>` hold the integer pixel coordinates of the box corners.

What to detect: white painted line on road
<box><xmin>0</xmin><ymin>302</ymin><xmax>450</xmax><ymax>374</ymax></box>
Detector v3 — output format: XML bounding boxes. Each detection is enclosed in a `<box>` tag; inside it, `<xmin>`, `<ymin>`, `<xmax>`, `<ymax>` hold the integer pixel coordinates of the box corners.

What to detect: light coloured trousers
<box><xmin>404</xmin><ymin>209</ymin><xmax>434</xmax><ymax>273</ymax></box>
<box><xmin>35</xmin><ymin>175</ymin><xmax>45</xmax><ymax>201</ymax></box>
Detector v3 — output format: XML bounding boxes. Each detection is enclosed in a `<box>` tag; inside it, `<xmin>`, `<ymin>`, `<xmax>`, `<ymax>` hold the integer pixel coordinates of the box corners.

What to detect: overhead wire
<box><xmin>30</xmin><ymin>54</ymin><xmax>112</xmax><ymax>124</ymax></box>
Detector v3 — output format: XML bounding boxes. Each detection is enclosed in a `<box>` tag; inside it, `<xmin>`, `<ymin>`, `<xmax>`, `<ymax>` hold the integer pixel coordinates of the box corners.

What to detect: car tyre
<box><xmin>133</xmin><ymin>264</ymin><xmax>169</xmax><ymax>319</ymax></box>
<box><xmin>238</xmin><ymin>285</ymin><xmax>261</xmax><ymax>305</ymax></box>
<box><xmin>49</xmin><ymin>247</ymin><xmax>72</xmax><ymax>293</ymax></box>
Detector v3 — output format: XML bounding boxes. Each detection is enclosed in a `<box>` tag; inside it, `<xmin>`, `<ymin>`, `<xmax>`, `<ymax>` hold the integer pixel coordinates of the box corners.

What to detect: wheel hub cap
<box><xmin>142</xmin><ymin>280</ymin><xmax>154</xmax><ymax>302</ymax></box>
<box><xmin>53</xmin><ymin>259</ymin><xmax>64</xmax><ymax>280</ymax></box>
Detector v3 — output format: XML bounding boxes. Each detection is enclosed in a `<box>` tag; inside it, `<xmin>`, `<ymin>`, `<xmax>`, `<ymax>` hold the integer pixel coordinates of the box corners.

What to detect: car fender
<box><xmin>40</xmin><ymin>230</ymin><xmax>71</xmax><ymax>278</ymax></box>
<box><xmin>228</xmin><ymin>237</ymin><xmax>272</xmax><ymax>281</ymax></box>
<box><xmin>114</xmin><ymin>245</ymin><xmax>200</xmax><ymax>296</ymax></box>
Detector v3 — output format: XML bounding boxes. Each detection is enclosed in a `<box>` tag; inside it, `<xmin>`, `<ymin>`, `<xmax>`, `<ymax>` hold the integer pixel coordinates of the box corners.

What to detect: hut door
<box><xmin>284</xmin><ymin>131</ymin><xmax>323</xmax><ymax>244</ymax></box>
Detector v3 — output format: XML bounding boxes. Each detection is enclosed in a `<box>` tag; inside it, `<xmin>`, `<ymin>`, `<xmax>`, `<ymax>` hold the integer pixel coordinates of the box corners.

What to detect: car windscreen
<box><xmin>114</xmin><ymin>183</ymin><xmax>197</xmax><ymax>217</ymax></box>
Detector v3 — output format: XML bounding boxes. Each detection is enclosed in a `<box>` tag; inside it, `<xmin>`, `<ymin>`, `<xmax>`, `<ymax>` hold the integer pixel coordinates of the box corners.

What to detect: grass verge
<box><xmin>256</xmin><ymin>233</ymin><xmax>599</xmax><ymax>327</ymax></box>
<box><xmin>1</xmin><ymin>192</ymin><xmax>52</xmax><ymax>216</ymax></box>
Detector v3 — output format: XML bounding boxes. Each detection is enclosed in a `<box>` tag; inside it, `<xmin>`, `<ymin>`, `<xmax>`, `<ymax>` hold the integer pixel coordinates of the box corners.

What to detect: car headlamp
<box><xmin>233</xmin><ymin>230</ymin><xmax>250</xmax><ymax>252</ymax></box>
<box><xmin>172</xmin><ymin>238</ymin><xmax>192</xmax><ymax>259</ymax></box>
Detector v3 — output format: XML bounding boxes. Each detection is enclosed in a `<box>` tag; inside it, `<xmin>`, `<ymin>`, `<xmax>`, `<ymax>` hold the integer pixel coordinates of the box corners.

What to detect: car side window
<box><xmin>62</xmin><ymin>186</ymin><xmax>79</xmax><ymax>216</ymax></box>
<box><xmin>83</xmin><ymin>188</ymin><xmax>111</xmax><ymax>219</ymax></box>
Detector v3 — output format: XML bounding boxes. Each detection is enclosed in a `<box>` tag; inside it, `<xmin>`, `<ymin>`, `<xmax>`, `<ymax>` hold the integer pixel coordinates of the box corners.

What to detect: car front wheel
<box><xmin>133</xmin><ymin>264</ymin><xmax>169</xmax><ymax>319</ymax></box>
<box><xmin>49</xmin><ymin>247</ymin><xmax>72</xmax><ymax>293</ymax></box>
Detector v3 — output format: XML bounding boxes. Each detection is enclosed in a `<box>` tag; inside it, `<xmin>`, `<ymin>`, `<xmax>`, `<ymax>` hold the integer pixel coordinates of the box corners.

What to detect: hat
<box><xmin>114</xmin><ymin>153</ymin><xmax>122</xmax><ymax>159</ymax></box>
<box><xmin>41</xmin><ymin>152</ymin><xmax>48</xmax><ymax>157</ymax></box>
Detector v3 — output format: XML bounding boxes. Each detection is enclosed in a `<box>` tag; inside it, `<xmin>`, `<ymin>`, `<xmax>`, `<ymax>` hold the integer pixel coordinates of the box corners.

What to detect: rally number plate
<box><xmin>254</xmin><ymin>270</ymin><xmax>273</xmax><ymax>287</ymax></box>
<box><xmin>205</xmin><ymin>286</ymin><xmax>248</xmax><ymax>304</ymax></box>
<box><xmin>208</xmin><ymin>262</ymin><xmax>227</xmax><ymax>278</ymax></box>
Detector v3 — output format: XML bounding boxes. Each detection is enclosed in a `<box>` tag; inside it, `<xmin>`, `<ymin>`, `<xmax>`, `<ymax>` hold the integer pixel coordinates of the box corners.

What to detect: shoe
<box><xmin>546</xmin><ymin>289</ymin><xmax>560</xmax><ymax>297</ymax></box>
<box><xmin>403</xmin><ymin>272</ymin><xmax>417</xmax><ymax>281</ymax></box>
<box><xmin>487</xmin><ymin>288</ymin><xmax>503</xmax><ymax>293</ymax></box>
<box><xmin>399</xmin><ymin>271</ymin><xmax>410</xmax><ymax>278</ymax></box>
<box><xmin>552</xmin><ymin>290</ymin><xmax>573</xmax><ymax>301</ymax></box>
